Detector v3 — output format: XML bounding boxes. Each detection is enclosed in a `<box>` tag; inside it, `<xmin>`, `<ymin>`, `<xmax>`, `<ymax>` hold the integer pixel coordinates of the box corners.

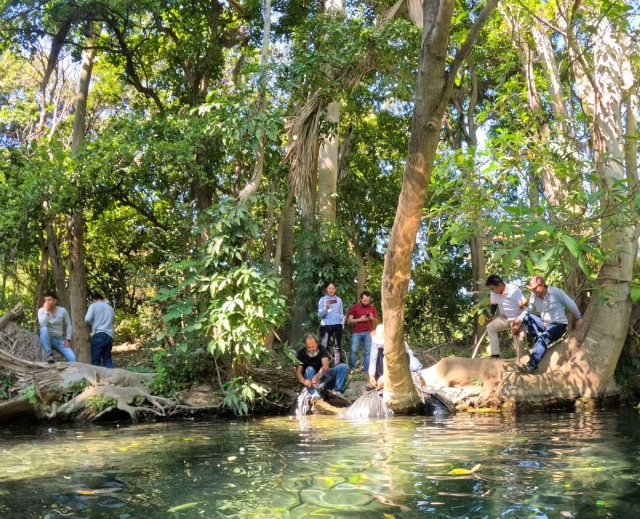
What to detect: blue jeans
<box><xmin>522</xmin><ymin>315</ymin><xmax>567</xmax><ymax>370</ymax></box>
<box><xmin>91</xmin><ymin>332</ymin><xmax>114</xmax><ymax>368</ymax></box>
<box><xmin>39</xmin><ymin>327</ymin><xmax>76</xmax><ymax>362</ymax></box>
<box><xmin>350</xmin><ymin>331</ymin><xmax>372</xmax><ymax>370</ymax></box>
<box><xmin>304</xmin><ymin>364</ymin><xmax>348</xmax><ymax>395</ymax></box>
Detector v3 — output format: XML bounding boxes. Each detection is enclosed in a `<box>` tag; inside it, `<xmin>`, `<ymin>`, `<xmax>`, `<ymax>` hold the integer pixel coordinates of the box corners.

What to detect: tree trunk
<box><xmin>382</xmin><ymin>0</ymin><xmax>499</xmax><ymax>412</ymax></box>
<box><xmin>68</xmin><ymin>29</ymin><xmax>98</xmax><ymax>363</ymax></box>
<box><xmin>354</xmin><ymin>246</ymin><xmax>366</xmax><ymax>297</ymax></box>
<box><xmin>45</xmin><ymin>220</ymin><xmax>69</xmax><ymax>311</ymax></box>
<box><xmin>33</xmin><ymin>236</ymin><xmax>50</xmax><ymax>319</ymax></box>
<box><xmin>316</xmin><ymin>0</ymin><xmax>343</xmax><ymax>228</ymax></box>
<box><xmin>238</xmin><ymin>0</ymin><xmax>272</xmax><ymax>199</ymax></box>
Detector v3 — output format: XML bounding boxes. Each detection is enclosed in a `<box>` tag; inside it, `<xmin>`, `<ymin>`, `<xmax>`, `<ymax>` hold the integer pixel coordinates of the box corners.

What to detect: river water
<box><xmin>1</xmin><ymin>408</ymin><xmax>639</xmax><ymax>518</ymax></box>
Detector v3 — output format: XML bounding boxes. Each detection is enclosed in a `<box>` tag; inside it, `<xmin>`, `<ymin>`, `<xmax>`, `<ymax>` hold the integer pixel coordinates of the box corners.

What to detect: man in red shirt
<box><xmin>347</xmin><ymin>291</ymin><xmax>379</xmax><ymax>370</ymax></box>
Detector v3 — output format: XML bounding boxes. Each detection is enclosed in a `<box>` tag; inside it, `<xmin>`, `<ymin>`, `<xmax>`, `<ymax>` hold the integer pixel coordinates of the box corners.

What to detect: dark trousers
<box><xmin>91</xmin><ymin>332</ymin><xmax>114</xmax><ymax>368</ymax></box>
<box><xmin>320</xmin><ymin>324</ymin><xmax>344</xmax><ymax>364</ymax></box>
<box><xmin>522</xmin><ymin>314</ymin><xmax>566</xmax><ymax>370</ymax></box>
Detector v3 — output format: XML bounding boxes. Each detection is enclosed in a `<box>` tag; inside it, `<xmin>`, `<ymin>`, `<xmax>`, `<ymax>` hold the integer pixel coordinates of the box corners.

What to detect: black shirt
<box><xmin>297</xmin><ymin>346</ymin><xmax>329</xmax><ymax>374</ymax></box>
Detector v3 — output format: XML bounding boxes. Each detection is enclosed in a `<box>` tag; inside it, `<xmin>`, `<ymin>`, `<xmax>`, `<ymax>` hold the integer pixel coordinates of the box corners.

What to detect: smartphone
<box><xmin>327</xmin><ymin>299</ymin><xmax>338</xmax><ymax>305</ymax></box>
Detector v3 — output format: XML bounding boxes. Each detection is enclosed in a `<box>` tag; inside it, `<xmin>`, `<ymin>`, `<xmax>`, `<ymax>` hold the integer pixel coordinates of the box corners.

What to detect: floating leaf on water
<box><xmin>77</xmin><ymin>490</ymin><xmax>96</xmax><ymax>495</ymax></box>
<box><xmin>383</xmin><ymin>514</ymin><xmax>396</xmax><ymax>519</ymax></box>
<box><xmin>227</xmin><ymin>456</ymin><xmax>237</xmax><ymax>462</ymax></box>
<box><xmin>183</xmin><ymin>438</ymin><xmax>196</xmax><ymax>442</ymax></box>
<box><xmin>447</xmin><ymin>464</ymin><xmax>481</xmax><ymax>476</ymax></box>
<box><xmin>63</xmin><ymin>476</ymin><xmax>71</xmax><ymax>479</ymax></box>
<box><xmin>167</xmin><ymin>502</ymin><xmax>199</xmax><ymax>512</ymax></box>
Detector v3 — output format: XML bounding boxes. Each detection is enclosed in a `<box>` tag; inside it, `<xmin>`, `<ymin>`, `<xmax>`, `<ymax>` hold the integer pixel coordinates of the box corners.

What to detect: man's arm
<box><xmin>85</xmin><ymin>304</ymin><xmax>94</xmax><ymax>327</ymax></box>
<box><xmin>37</xmin><ymin>308</ymin><xmax>48</xmax><ymax>328</ymax></box>
<box><xmin>557</xmin><ymin>288</ymin><xmax>583</xmax><ymax>329</ymax></box>
<box><xmin>62</xmin><ymin>309</ymin><xmax>72</xmax><ymax>344</ymax></box>
<box><xmin>296</xmin><ymin>365</ymin><xmax>311</xmax><ymax>387</ymax></box>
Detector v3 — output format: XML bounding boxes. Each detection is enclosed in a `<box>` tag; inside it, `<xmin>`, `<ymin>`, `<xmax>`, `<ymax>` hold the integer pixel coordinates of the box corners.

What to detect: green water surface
<box><xmin>1</xmin><ymin>409</ymin><xmax>639</xmax><ymax>518</ymax></box>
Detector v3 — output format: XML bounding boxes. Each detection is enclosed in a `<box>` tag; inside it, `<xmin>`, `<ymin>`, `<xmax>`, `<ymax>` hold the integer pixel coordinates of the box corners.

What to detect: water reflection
<box><xmin>1</xmin><ymin>410</ymin><xmax>639</xmax><ymax>517</ymax></box>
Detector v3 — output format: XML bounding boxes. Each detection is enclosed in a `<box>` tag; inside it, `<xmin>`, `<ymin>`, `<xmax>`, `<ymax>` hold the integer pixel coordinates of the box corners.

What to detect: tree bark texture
<box><xmin>382</xmin><ymin>0</ymin><xmax>499</xmax><ymax>412</ymax></box>
<box><xmin>68</xmin><ymin>34</ymin><xmax>98</xmax><ymax>363</ymax></box>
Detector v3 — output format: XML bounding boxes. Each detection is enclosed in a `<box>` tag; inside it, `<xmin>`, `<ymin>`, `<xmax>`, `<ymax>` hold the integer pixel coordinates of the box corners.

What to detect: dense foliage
<box><xmin>1</xmin><ymin>0</ymin><xmax>639</xmax><ymax>410</ymax></box>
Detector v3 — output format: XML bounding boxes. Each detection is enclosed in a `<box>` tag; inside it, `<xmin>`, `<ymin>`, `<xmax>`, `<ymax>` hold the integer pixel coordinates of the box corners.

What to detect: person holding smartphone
<box><xmin>318</xmin><ymin>282</ymin><xmax>345</xmax><ymax>364</ymax></box>
<box><xmin>347</xmin><ymin>291</ymin><xmax>379</xmax><ymax>371</ymax></box>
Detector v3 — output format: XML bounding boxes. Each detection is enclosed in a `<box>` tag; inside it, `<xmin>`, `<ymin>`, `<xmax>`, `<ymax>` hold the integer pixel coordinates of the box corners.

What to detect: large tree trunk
<box><xmin>67</xmin><ymin>29</ymin><xmax>98</xmax><ymax>363</ymax></box>
<box><xmin>317</xmin><ymin>0</ymin><xmax>343</xmax><ymax>228</ymax></box>
<box><xmin>382</xmin><ymin>0</ymin><xmax>499</xmax><ymax>412</ymax></box>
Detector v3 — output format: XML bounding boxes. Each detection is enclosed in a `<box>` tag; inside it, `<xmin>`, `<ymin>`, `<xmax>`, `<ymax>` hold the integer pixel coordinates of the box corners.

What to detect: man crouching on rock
<box><xmin>296</xmin><ymin>333</ymin><xmax>347</xmax><ymax>402</ymax></box>
<box><xmin>38</xmin><ymin>290</ymin><xmax>76</xmax><ymax>363</ymax></box>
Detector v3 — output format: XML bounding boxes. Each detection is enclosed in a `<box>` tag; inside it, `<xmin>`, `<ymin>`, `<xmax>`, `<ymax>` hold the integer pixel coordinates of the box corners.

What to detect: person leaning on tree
<box><xmin>296</xmin><ymin>333</ymin><xmax>348</xmax><ymax>402</ymax></box>
<box><xmin>485</xmin><ymin>274</ymin><xmax>528</xmax><ymax>359</ymax></box>
<box><xmin>317</xmin><ymin>282</ymin><xmax>345</xmax><ymax>364</ymax></box>
<box><xmin>37</xmin><ymin>290</ymin><xmax>76</xmax><ymax>364</ymax></box>
<box><xmin>512</xmin><ymin>275</ymin><xmax>583</xmax><ymax>374</ymax></box>
<box><xmin>347</xmin><ymin>291</ymin><xmax>379</xmax><ymax>371</ymax></box>
<box><xmin>85</xmin><ymin>293</ymin><xmax>115</xmax><ymax>368</ymax></box>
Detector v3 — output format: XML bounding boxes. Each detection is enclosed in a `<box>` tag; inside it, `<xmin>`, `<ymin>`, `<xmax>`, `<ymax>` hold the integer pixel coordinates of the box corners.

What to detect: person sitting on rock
<box><xmin>295</xmin><ymin>333</ymin><xmax>348</xmax><ymax>401</ymax></box>
<box><xmin>37</xmin><ymin>290</ymin><xmax>76</xmax><ymax>364</ymax></box>
<box><xmin>485</xmin><ymin>274</ymin><xmax>528</xmax><ymax>359</ymax></box>
<box><xmin>368</xmin><ymin>324</ymin><xmax>422</xmax><ymax>389</ymax></box>
<box><xmin>512</xmin><ymin>275</ymin><xmax>583</xmax><ymax>374</ymax></box>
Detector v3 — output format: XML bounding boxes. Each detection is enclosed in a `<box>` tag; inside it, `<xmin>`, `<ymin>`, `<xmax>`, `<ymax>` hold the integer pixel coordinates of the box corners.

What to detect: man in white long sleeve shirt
<box><xmin>513</xmin><ymin>276</ymin><xmax>583</xmax><ymax>373</ymax></box>
<box><xmin>485</xmin><ymin>274</ymin><xmax>527</xmax><ymax>359</ymax></box>
<box><xmin>37</xmin><ymin>290</ymin><xmax>76</xmax><ymax>363</ymax></box>
<box><xmin>85</xmin><ymin>293</ymin><xmax>115</xmax><ymax>368</ymax></box>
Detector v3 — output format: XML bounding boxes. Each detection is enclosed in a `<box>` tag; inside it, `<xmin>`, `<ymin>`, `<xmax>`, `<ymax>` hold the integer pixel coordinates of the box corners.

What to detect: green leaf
<box><xmin>559</xmin><ymin>234</ymin><xmax>579</xmax><ymax>258</ymax></box>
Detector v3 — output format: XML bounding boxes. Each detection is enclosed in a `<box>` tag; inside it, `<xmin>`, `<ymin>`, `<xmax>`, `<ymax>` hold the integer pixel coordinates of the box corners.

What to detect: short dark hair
<box><xmin>91</xmin><ymin>293</ymin><xmax>104</xmax><ymax>301</ymax></box>
<box><xmin>360</xmin><ymin>291</ymin><xmax>371</xmax><ymax>299</ymax></box>
<box><xmin>486</xmin><ymin>275</ymin><xmax>504</xmax><ymax>287</ymax></box>
<box><xmin>43</xmin><ymin>290</ymin><xmax>58</xmax><ymax>299</ymax></box>
<box><xmin>326</xmin><ymin>282</ymin><xmax>335</xmax><ymax>289</ymax></box>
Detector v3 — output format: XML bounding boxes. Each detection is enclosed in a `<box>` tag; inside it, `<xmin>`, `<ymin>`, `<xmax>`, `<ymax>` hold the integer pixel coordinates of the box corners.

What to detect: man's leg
<box><xmin>512</xmin><ymin>326</ymin><xmax>527</xmax><ymax>360</ymax></box>
<box><xmin>522</xmin><ymin>314</ymin><xmax>545</xmax><ymax>342</ymax></box>
<box><xmin>350</xmin><ymin>333</ymin><xmax>363</xmax><ymax>369</ymax></box>
<box><xmin>527</xmin><ymin>322</ymin><xmax>567</xmax><ymax>370</ymax></box>
<box><xmin>362</xmin><ymin>332</ymin><xmax>372</xmax><ymax>373</ymax></box>
<box><xmin>323</xmin><ymin>364</ymin><xmax>348</xmax><ymax>393</ymax></box>
<box><xmin>51</xmin><ymin>337</ymin><xmax>76</xmax><ymax>362</ymax></box>
<box><xmin>487</xmin><ymin>316</ymin><xmax>509</xmax><ymax>357</ymax></box>
<box><xmin>39</xmin><ymin>328</ymin><xmax>54</xmax><ymax>362</ymax></box>
<box><xmin>90</xmin><ymin>334</ymin><xmax>102</xmax><ymax>366</ymax></box>
<box><xmin>103</xmin><ymin>336</ymin><xmax>114</xmax><ymax>368</ymax></box>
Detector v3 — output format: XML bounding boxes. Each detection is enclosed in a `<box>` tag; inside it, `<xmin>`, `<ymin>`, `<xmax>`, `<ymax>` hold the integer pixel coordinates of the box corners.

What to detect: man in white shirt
<box><xmin>512</xmin><ymin>275</ymin><xmax>583</xmax><ymax>373</ymax></box>
<box><xmin>485</xmin><ymin>274</ymin><xmax>527</xmax><ymax>359</ymax></box>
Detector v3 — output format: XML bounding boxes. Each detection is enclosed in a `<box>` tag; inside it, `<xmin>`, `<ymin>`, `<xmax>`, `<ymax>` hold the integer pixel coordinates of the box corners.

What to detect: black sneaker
<box><xmin>516</xmin><ymin>364</ymin><xmax>534</xmax><ymax>374</ymax></box>
<box><xmin>47</xmin><ymin>355</ymin><xmax>55</xmax><ymax>364</ymax></box>
<box><xmin>491</xmin><ymin>354</ymin><xmax>501</xmax><ymax>359</ymax></box>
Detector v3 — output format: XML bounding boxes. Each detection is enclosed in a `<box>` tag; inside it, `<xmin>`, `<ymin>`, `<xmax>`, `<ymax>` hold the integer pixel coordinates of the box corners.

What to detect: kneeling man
<box><xmin>296</xmin><ymin>333</ymin><xmax>347</xmax><ymax>400</ymax></box>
